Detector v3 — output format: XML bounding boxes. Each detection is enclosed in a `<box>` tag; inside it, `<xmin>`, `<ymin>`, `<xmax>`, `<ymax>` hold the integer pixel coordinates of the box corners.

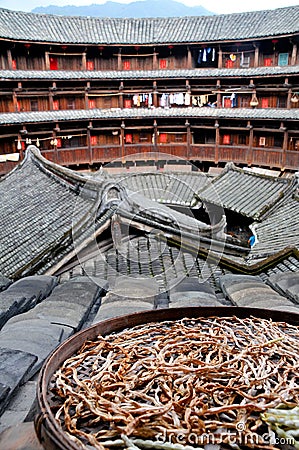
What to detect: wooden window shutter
<box><xmin>90</xmin><ymin>135</ymin><xmax>97</xmax><ymax>146</ymax></box>
<box><xmin>88</xmin><ymin>99</ymin><xmax>96</xmax><ymax>109</ymax></box>
<box><xmin>53</xmin><ymin>100</ymin><xmax>59</xmax><ymax>110</ymax></box>
<box><xmin>124</xmin><ymin>99</ymin><xmax>132</xmax><ymax>108</ymax></box>
<box><xmin>50</xmin><ymin>57</ymin><xmax>58</xmax><ymax>70</ymax></box>
<box><xmin>264</xmin><ymin>58</ymin><xmax>272</xmax><ymax>67</ymax></box>
<box><xmin>159</xmin><ymin>133</ymin><xmax>167</xmax><ymax>143</ymax></box>
<box><xmin>223</xmin><ymin>97</ymin><xmax>231</xmax><ymax>108</ymax></box>
<box><xmin>160</xmin><ymin>59</ymin><xmax>167</xmax><ymax>69</ymax></box>
<box><xmin>123</xmin><ymin>60</ymin><xmax>131</xmax><ymax>70</ymax></box>
<box><xmin>225</xmin><ymin>59</ymin><xmax>234</xmax><ymax>68</ymax></box>
<box><xmin>87</xmin><ymin>60</ymin><xmax>94</xmax><ymax>70</ymax></box>
<box><xmin>278</xmin><ymin>53</ymin><xmax>288</xmax><ymax>66</ymax></box>
<box><xmin>259</xmin><ymin>137</ymin><xmax>266</xmax><ymax>146</ymax></box>
<box><xmin>223</xmin><ymin>134</ymin><xmax>230</xmax><ymax>145</ymax></box>
<box><xmin>261</xmin><ymin>98</ymin><xmax>269</xmax><ymax>108</ymax></box>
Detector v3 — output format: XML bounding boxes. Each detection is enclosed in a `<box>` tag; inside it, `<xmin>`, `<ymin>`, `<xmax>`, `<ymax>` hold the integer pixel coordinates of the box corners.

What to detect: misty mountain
<box><xmin>32</xmin><ymin>0</ymin><xmax>214</xmax><ymax>18</ymax></box>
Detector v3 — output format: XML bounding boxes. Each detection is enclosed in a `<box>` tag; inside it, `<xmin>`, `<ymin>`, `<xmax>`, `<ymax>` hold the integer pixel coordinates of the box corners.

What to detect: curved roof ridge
<box><xmin>0</xmin><ymin>5</ymin><xmax>297</xmax><ymax>44</ymax></box>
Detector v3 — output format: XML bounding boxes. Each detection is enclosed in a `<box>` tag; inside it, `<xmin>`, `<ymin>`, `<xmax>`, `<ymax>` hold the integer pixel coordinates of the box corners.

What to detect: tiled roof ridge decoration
<box><xmin>2</xmin><ymin>66</ymin><xmax>299</xmax><ymax>80</ymax></box>
<box><xmin>0</xmin><ymin>5</ymin><xmax>298</xmax><ymax>44</ymax></box>
<box><xmin>0</xmin><ymin>107</ymin><xmax>299</xmax><ymax>125</ymax></box>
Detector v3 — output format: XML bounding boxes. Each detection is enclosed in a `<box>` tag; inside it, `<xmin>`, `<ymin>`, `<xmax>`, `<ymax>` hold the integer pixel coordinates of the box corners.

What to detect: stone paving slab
<box><xmin>0</xmin><ymin>330</ymin><xmax>61</xmax><ymax>379</ymax></box>
<box><xmin>248</xmin><ymin>300</ymin><xmax>299</xmax><ymax>311</ymax></box>
<box><xmin>229</xmin><ymin>287</ymin><xmax>284</xmax><ymax>306</ymax></box>
<box><xmin>0</xmin><ymin>422</ymin><xmax>43</xmax><ymax>450</ymax></box>
<box><xmin>218</xmin><ymin>274</ymin><xmax>291</xmax><ymax>308</ymax></box>
<box><xmin>0</xmin><ymin>276</ymin><xmax>58</xmax><ymax>330</ymax></box>
<box><xmin>268</xmin><ymin>272</ymin><xmax>299</xmax><ymax>304</ymax></box>
<box><xmin>0</xmin><ymin>348</ymin><xmax>37</xmax><ymax>415</ymax></box>
<box><xmin>0</xmin><ymin>381</ymin><xmax>37</xmax><ymax>433</ymax></box>
<box><xmin>0</xmin><ymin>276</ymin><xmax>11</xmax><ymax>292</ymax></box>
<box><xmin>25</xmin><ymin>300</ymin><xmax>90</xmax><ymax>330</ymax></box>
<box><xmin>94</xmin><ymin>300</ymin><xmax>153</xmax><ymax>322</ymax></box>
<box><xmin>169</xmin><ymin>277</ymin><xmax>215</xmax><ymax>295</ymax></box>
<box><xmin>1</xmin><ymin>316</ymin><xmax>73</xmax><ymax>340</ymax></box>
<box><xmin>1</xmin><ymin>319</ymin><xmax>65</xmax><ymax>341</ymax></box>
<box><xmin>0</xmin><ymin>294</ymin><xmax>27</xmax><ymax>329</ymax></box>
<box><xmin>170</xmin><ymin>291</ymin><xmax>220</xmax><ymax>304</ymax></box>
<box><xmin>169</xmin><ymin>297</ymin><xmax>223</xmax><ymax>308</ymax></box>
<box><xmin>6</xmin><ymin>276</ymin><xmax>57</xmax><ymax>303</ymax></box>
<box><xmin>259</xmin><ymin>304</ymin><xmax>299</xmax><ymax>313</ymax></box>
<box><xmin>107</xmin><ymin>277</ymin><xmax>159</xmax><ymax>302</ymax></box>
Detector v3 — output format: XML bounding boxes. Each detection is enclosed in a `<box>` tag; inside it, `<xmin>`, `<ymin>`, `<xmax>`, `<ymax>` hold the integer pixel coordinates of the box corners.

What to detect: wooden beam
<box><xmin>291</xmin><ymin>42</ymin><xmax>298</xmax><ymax>66</ymax></box>
<box><xmin>45</xmin><ymin>51</ymin><xmax>50</xmax><ymax>70</ymax></box>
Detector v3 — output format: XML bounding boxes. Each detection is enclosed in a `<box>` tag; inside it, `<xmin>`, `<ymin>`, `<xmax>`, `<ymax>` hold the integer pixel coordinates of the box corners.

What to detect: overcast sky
<box><xmin>0</xmin><ymin>0</ymin><xmax>298</xmax><ymax>14</ymax></box>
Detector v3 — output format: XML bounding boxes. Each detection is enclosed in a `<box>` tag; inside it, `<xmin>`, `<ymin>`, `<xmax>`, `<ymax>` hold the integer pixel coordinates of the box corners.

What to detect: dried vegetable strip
<box><xmin>49</xmin><ymin>316</ymin><xmax>299</xmax><ymax>449</ymax></box>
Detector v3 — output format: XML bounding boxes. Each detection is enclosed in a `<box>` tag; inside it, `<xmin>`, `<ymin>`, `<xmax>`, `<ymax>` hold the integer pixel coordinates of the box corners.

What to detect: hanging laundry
<box><xmin>200</xmin><ymin>94</ymin><xmax>209</xmax><ymax>106</ymax></box>
<box><xmin>197</xmin><ymin>50</ymin><xmax>202</xmax><ymax>64</ymax></box>
<box><xmin>202</xmin><ymin>48</ymin><xmax>207</xmax><ymax>62</ymax></box>
<box><xmin>212</xmin><ymin>48</ymin><xmax>216</xmax><ymax>62</ymax></box>
<box><xmin>148</xmin><ymin>93</ymin><xmax>152</xmax><ymax>107</ymax></box>
<box><xmin>230</xmin><ymin>93</ymin><xmax>237</xmax><ymax>108</ymax></box>
<box><xmin>185</xmin><ymin>92</ymin><xmax>191</xmax><ymax>106</ymax></box>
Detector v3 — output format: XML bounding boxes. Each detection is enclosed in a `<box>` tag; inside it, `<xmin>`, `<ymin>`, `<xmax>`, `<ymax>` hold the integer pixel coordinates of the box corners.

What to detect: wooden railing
<box><xmin>1</xmin><ymin>144</ymin><xmax>299</xmax><ymax>176</ymax></box>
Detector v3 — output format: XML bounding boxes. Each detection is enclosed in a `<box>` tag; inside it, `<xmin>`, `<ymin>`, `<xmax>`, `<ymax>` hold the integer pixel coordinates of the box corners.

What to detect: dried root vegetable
<box><xmin>262</xmin><ymin>406</ymin><xmax>299</xmax><ymax>449</ymax></box>
<box><xmin>49</xmin><ymin>316</ymin><xmax>299</xmax><ymax>449</ymax></box>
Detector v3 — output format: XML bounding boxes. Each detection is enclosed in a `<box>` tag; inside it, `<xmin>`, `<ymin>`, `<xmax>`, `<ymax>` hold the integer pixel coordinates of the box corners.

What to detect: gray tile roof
<box><xmin>249</xmin><ymin>195</ymin><xmax>299</xmax><ymax>259</ymax></box>
<box><xmin>1</xmin><ymin>65</ymin><xmax>299</xmax><ymax>81</ymax></box>
<box><xmin>114</xmin><ymin>171</ymin><xmax>209</xmax><ymax>207</ymax></box>
<box><xmin>0</xmin><ymin>6</ymin><xmax>298</xmax><ymax>45</ymax></box>
<box><xmin>0</xmin><ymin>147</ymin><xmax>101</xmax><ymax>278</ymax></box>
<box><xmin>198</xmin><ymin>163</ymin><xmax>295</xmax><ymax>221</ymax></box>
<box><xmin>0</xmin><ymin>106</ymin><xmax>299</xmax><ymax>126</ymax></box>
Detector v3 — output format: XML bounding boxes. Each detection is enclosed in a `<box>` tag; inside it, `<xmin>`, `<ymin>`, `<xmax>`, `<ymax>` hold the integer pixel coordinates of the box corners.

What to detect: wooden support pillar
<box><xmin>82</xmin><ymin>52</ymin><xmax>87</xmax><ymax>70</ymax></box>
<box><xmin>153</xmin><ymin>48</ymin><xmax>158</xmax><ymax>70</ymax></box>
<box><xmin>87</xmin><ymin>121</ymin><xmax>93</xmax><ymax>164</ymax></box>
<box><xmin>45</xmin><ymin>51</ymin><xmax>50</xmax><ymax>70</ymax></box>
<box><xmin>185</xmin><ymin>120</ymin><xmax>191</xmax><ymax>160</ymax></box>
<box><xmin>215</xmin><ymin>120</ymin><xmax>219</xmax><ymax>164</ymax></box>
<box><xmin>291</xmin><ymin>42</ymin><xmax>298</xmax><ymax>66</ymax></box>
<box><xmin>120</xmin><ymin>121</ymin><xmax>125</xmax><ymax>161</ymax></box>
<box><xmin>13</xmin><ymin>91</ymin><xmax>18</xmax><ymax>112</ymax></box>
<box><xmin>85</xmin><ymin>81</ymin><xmax>91</xmax><ymax>109</ymax></box>
<box><xmin>52</xmin><ymin>129</ymin><xmax>58</xmax><ymax>164</ymax></box>
<box><xmin>187</xmin><ymin>46</ymin><xmax>192</xmax><ymax>69</ymax></box>
<box><xmin>254</xmin><ymin>44</ymin><xmax>259</xmax><ymax>68</ymax></box>
<box><xmin>247</xmin><ymin>121</ymin><xmax>253</xmax><ymax>166</ymax></box>
<box><xmin>119</xmin><ymin>81</ymin><xmax>124</xmax><ymax>108</ymax></box>
<box><xmin>153</xmin><ymin>120</ymin><xmax>158</xmax><ymax>152</ymax></box>
<box><xmin>17</xmin><ymin>133</ymin><xmax>24</xmax><ymax>160</ymax></box>
<box><xmin>49</xmin><ymin>92</ymin><xmax>54</xmax><ymax>110</ymax></box>
<box><xmin>281</xmin><ymin>123</ymin><xmax>288</xmax><ymax>170</ymax></box>
<box><xmin>118</xmin><ymin>48</ymin><xmax>122</xmax><ymax>71</ymax></box>
<box><xmin>7</xmin><ymin>49</ymin><xmax>13</xmax><ymax>70</ymax></box>
<box><xmin>153</xmin><ymin>81</ymin><xmax>158</xmax><ymax>107</ymax></box>
<box><xmin>216</xmin><ymin>79</ymin><xmax>221</xmax><ymax>108</ymax></box>
<box><xmin>218</xmin><ymin>47</ymin><xmax>223</xmax><ymax>69</ymax></box>
<box><xmin>287</xmin><ymin>88</ymin><xmax>292</xmax><ymax>109</ymax></box>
